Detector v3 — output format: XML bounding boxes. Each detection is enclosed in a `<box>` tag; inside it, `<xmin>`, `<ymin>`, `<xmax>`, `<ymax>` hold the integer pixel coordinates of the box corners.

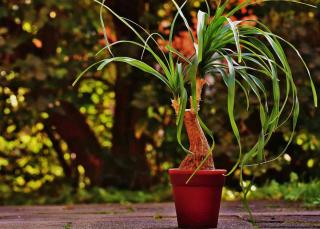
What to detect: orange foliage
<box><xmin>172</xmin><ymin>30</ymin><xmax>197</xmax><ymax>58</ymax></box>
<box><xmin>157</xmin><ymin>1</ymin><xmax>258</xmax><ymax>59</ymax></box>
<box><xmin>99</xmin><ymin>26</ymin><xmax>117</xmax><ymax>46</ymax></box>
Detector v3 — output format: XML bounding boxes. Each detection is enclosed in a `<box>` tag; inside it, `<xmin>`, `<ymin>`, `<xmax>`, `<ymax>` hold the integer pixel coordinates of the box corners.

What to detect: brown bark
<box><xmin>108</xmin><ymin>0</ymin><xmax>152</xmax><ymax>188</ymax></box>
<box><xmin>47</xmin><ymin>101</ymin><xmax>104</xmax><ymax>186</ymax></box>
<box><xmin>44</xmin><ymin>124</ymin><xmax>72</xmax><ymax>178</ymax></box>
<box><xmin>110</xmin><ymin>73</ymin><xmax>152</xmax><ymax>188</ymax></box>
<box><xmin>179</xmin><ymin>110</ymin><xmax>215</xmax><ymax>170</ymax></box>
<box><xmin>173</xmin><ymin>78</ymin><xmax>215</xmax><ymax>170</ymax></box>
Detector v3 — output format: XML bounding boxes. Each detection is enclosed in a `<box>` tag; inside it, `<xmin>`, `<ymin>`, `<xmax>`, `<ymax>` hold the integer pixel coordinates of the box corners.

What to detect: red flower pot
<box><xmin>169</xmin><ymin>169</ymin><xmax>227</xmax><ymax>228</ymax></box>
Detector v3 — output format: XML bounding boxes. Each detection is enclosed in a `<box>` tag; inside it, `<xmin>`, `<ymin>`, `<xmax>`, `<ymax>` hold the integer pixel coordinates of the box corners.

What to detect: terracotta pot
<box><xmin>169</xmin><ymin>169</ymin><xmax>227</xmax><ymax>228</ymax></box>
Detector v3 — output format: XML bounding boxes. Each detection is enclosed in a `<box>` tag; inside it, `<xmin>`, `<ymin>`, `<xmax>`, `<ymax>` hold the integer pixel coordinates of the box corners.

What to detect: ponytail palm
<box><xmin>74</xmin><ymin>0</ymin><xmax>317</xmax><ymax>186</ymax></box>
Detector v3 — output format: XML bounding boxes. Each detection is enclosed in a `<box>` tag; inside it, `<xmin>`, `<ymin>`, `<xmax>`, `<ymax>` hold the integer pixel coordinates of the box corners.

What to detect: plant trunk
<box><xmin>173</xmin><ymin>78</ymin><xmax>215</xmax><ymax>170</ymax></box>
<box><xmin>179</xmin><ymin>110</ymin><xmax>215</xmax><ymax>170</ymax></box>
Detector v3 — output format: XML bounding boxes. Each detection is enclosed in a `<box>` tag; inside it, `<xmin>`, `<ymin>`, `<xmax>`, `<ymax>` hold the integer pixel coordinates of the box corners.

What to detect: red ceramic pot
<box><xmin>169</xmin><ymin>169</ymin><xmax>227</xmax><ymax>228</ymax></box>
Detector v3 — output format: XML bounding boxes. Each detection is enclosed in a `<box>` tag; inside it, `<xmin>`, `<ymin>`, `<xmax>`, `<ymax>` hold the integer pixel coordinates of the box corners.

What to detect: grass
<box><xmin>63</xmin><ymin>223</ymin><xmax>72</xmax><ymax>229</ymax></box>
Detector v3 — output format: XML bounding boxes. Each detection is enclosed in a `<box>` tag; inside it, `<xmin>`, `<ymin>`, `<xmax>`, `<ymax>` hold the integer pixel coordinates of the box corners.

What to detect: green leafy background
<box><xmin>0</xmin><ymin>0</ymin><xmax>319</xmax><ymax>205</ymax></box>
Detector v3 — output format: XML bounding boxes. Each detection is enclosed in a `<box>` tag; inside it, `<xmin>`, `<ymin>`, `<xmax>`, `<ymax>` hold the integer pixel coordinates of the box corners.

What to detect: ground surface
<box><xmin>0</xmin><ymin>201</ymin><xmax>319</xmax><ymax>228</ymax></box>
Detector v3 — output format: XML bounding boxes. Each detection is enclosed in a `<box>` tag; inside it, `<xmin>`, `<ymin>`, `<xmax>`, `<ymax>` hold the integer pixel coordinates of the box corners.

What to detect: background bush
<box><xmin>0</xmin><ymin>0</ymin><xmax>319</xmax><ymax>204</ymax></box>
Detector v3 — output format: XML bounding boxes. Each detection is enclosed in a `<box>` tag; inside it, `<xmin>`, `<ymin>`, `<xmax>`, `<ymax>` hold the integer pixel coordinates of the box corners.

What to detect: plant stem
<box><xmin>172</xmin><ymin>78</ymin><xmax>215</xmax><ymax>170</ymax></box>
<box><xmin>179</xmin><ymin>109</ymin><xmax>215</xmax><ymax>170</ymax></box>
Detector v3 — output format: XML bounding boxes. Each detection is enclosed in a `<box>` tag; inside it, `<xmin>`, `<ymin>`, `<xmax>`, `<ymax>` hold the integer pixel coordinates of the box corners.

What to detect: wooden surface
<box><xmin>0</xmin><ymin>201</ymin><xmax>319</xmax><ymax>228</ymax></box>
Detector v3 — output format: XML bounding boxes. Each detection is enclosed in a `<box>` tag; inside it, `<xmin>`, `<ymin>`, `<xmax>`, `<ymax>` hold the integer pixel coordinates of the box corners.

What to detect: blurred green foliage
<box><xmin>249</xmin><ymin>172</ymin><xmax>320</xmax><ymax>206</ymax></box>
<box><xmin>2</xmin><ymin>173</ymin><xmax>320</xmax><ymax>207</ymax></box>
<box><xmin>0</xmin><ymin>0</ymin><xmax>319</xmax><ymax>204</ymax></box>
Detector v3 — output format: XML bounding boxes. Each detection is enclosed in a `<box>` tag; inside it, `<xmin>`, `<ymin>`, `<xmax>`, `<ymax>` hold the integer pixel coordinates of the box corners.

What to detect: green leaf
<box><xmin>176</xmin><ymin>88</ymin><xmax>191</xmax><ymax>154</ymax></box>
<box><xmin>72</xmin><ymin>60</ymin><xmax>106</xmax><ymax>86</ymax></box>
<box><xmin>169</xmin><ymin>1</ymin><xmax>188</xmax><ymax>74</ymax></box>
<box><xmin>97</xmin><ymin>57</ymin><xmax>171</xmax><ymax>89</ymax></box>
<box><xmin>222</xmin><ymin>54</ymin><xmax>242</xmax><ymax>175</ymax></box>
<box><xmin>165</xmin><ymin>44</ymin><xmax>192</xmax><ymax>64</ymax></box>
<box><xmin>226</xmin><ymin>17</ymin><xmax>242</xmax><ymax>63</ymax></box>
<box><xmin>196</xmin><ymin>10</ymin><xmax>208</xmax><ymax>63</ymax></box>
<box><xmin>172</xmin><ymin>0</ymin><xmax>195</xmax><ymax>43</ymax></box>
<box><xmin>99</xmin><ymin>0</ymin><xmax>113</xmax><ymax>56</ymax></box>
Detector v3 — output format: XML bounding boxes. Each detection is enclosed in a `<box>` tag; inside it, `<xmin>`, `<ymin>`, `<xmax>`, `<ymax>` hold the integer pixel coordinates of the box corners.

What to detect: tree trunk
<box><xmin>47</xmin><ymin>101</ymin><xmax>104</xmax><ymax>186</ymax></box>
<box><xmin>179</xmin><ymin>110</ymin><xmax>215</xmax><ymax>170</ymax></box>
<box><xmin>108</xmin><ymin>0</ymin><xmax>153</xmax><ymax>188</ymax></box>
<box><xmin>109</xmin><ymin>72</ymin><xmax>152</xmax><ymax>188</ymax></box>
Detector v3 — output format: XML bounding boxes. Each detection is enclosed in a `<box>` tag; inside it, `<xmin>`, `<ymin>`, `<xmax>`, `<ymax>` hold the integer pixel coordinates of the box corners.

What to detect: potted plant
<box><xmin>73</xmin><ymin>0</ymin><xmax>317</xmax><ymax>228</ymax></box>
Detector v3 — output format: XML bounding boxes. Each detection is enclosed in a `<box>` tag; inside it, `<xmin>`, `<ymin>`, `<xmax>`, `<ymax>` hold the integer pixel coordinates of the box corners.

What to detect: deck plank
<box><xmin>0</xmin><ymin>201</ymin><xmax>319</xmax><ymax>228</ymax></box>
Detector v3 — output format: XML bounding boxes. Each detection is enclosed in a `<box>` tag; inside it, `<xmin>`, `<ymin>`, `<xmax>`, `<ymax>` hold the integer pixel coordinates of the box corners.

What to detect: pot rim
<box><xmin>168</xmin><ymin>168</ymin><xmax>227</xmax><ymax>175</ymax></box>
